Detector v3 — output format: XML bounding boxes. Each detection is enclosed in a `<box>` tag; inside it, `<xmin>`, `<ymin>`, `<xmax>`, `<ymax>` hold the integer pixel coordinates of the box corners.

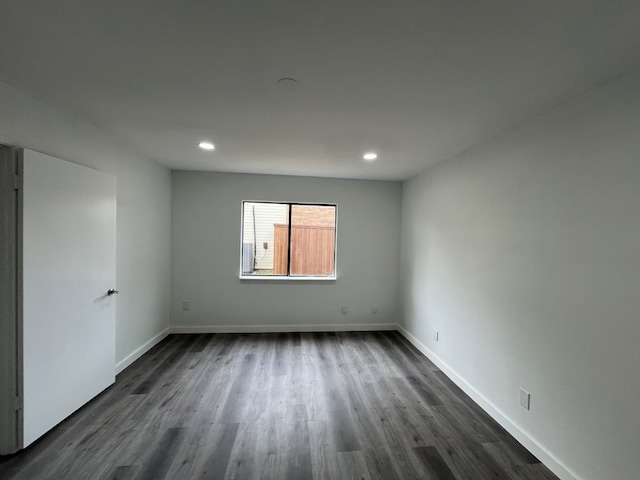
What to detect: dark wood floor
<box><xmin>0</xmin><ymin>332</ymin><xmax>559</xmax><ymax>480</ymax></box>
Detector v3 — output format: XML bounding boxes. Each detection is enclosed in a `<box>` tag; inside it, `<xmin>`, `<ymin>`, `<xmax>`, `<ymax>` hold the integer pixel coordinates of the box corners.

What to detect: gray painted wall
<box><xmin>400</xmin><ymin>70</ymin><xmax>640</xmax><ymax>480</ymax></box>
<box><xmin>171</xmin><ymin>171</ymin><xmax>401</xmax><ymax>330</ymax></box>
<box><xmin>0</xmin><ymin>81</ymin><xmax>172</xmax><ymax>369</ymax></box>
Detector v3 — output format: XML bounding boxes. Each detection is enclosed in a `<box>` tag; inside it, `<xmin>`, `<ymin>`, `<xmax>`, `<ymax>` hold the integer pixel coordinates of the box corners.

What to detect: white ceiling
<box><xmin>2</xmin><ymin>1</ymin><xmax>640</xmax><ymax>180</ymax></box>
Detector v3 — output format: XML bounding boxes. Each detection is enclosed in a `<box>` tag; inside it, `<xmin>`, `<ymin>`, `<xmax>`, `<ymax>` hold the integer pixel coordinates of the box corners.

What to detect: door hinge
<box><xmin>14</xmin><ymin>174</ymin><xmax>21</xmax><ymax>190</ymax></box>
<box><xmin>14</xmin><ymin>396</ymin><xmax>22</xmax><ymax>412</ymax></box>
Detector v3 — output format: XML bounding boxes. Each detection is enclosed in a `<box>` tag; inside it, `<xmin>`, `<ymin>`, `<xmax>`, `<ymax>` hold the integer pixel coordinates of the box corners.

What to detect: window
<box><xmin>241</xmin><ymin>201</ymin><xmax>337</xmax><ymax>279</ymax></box>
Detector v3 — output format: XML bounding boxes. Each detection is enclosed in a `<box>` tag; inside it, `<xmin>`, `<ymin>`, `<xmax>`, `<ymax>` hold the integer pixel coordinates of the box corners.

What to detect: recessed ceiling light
<box><xmin>277</xmin><ymin>77</ymin><xmax>299</xmax><ymax>90</ymax></box>
<box><xmin>198</xmin><ymin>141</ymin><xmax>215</xmax><ymax>151</ymax></box>
<box><xmin>363</xmin><ymin>152</ymin><xmax>378</xmax><ymax>161</ymax></box>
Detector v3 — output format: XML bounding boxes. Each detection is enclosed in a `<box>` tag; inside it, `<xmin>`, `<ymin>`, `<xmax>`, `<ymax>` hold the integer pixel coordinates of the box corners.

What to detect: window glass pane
<box><xmin>242</xmin><ymin>202</ymin><xmax>289</xmax><ymax>276</ymax></box>
<box><xmin>290</xmin><ymin>205</ymin><xmax>336</xmax><ymax>277</ymax></box>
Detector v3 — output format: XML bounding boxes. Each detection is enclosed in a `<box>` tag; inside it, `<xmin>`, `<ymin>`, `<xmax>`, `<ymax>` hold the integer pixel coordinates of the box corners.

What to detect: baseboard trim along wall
<box><xmin>170</xmin><ymin>323</ymin><xmax>397</xmax><ymax>334</ymax></box>
<box><xmin>115</xmin><ymin>328</ymin><xmax>170</xmax><ymax>375</ymax></box>
<box><xmin>396</xmin><ymin>325</ymin><xmax>581</xmax><ymax>480</ymax></box>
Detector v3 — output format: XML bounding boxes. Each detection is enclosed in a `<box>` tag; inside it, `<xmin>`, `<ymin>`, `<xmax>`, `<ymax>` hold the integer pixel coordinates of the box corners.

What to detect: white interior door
<box><xmin>22</xmin><ymin>150</ymin><xmax>116</xmax><ymax>447</ymax></box>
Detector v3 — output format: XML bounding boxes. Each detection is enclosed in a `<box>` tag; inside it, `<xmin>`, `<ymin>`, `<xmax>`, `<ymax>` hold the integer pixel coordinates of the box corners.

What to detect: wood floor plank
<box><xmin>136</xmin><ymin>427</ymin><xmax>188</xmax><ymax>480</ymax></box>
<box><xmin>131</xmin><ymin>335</ymin><xmax>199</xmax><ymax>394</ymax></box>
<box><xmin>482</xmin><ymin>440</ymin><xmax>541</xmax><ymax>469</ymax></box>
<box><xmin>309</xmin><ymin>420</ymin><xmax>341</xmax><ymax>480</ymax></box>
<box><xmin>216</xmin><ymin>353</ymin><xmax>259</xmax><ymax>423</ymax></box>
<box><xmin>336</xmin><ymin>451</ymin><xmax>372</xmax><ymax>480</ymax></box>
<box><xmin>434</xmin><ymin>437</ymin><xmax>515</xmax><ymax>480</ymax></box>
<box><xmin>0</xmin><ymin>332</ymin><xmax>559</xmax><ymax>480</ymax></box>
<box><xmin>283</xmin><ymin>404</ymin><xmax>313</xmax><ymax>480</ymax></box>
<box><xmin>105</xmin><ymin>465</ymin><xmax>138</xmax><ymax>480</ymax></box>
<box><xmin>189</xmin><ymin>334</ymin><xmax>213</xmax><ymax>353</ymax></box>
<box><xmin>413</xmin><ymin>445</ymin><xmax>457</xmax><ymax>480</ymax></box>
<box><xmin>313</xmin><ymin>335</ymin><xmax>361</xmax><ymax>453</ymax></box>
<box><xmin>164</xmin><ymin>422</ymin><xmax>239</xmax><ymax>480</ymax></box>
<box><xmin>513</xmin><ymin>464</ymin><xmax>561</xmax><ymax>480</ymax></box>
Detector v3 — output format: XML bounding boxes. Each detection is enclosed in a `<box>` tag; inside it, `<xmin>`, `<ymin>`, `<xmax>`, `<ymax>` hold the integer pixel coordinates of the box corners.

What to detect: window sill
<box><xmin>239</xmin><ymin>275</ymin><xmax>336</xmax><ymax>282</ymax></box>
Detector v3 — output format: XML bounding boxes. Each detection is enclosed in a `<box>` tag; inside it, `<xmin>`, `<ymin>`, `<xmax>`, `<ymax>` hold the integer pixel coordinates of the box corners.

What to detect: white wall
<box><xmin>400</xmin><ymin>70</ymin><xmax>640</xmax><ymax>480</ymax></box>
<box><xmin>171</xmin><ymin>172</ymin><xmax>401</xmax><ymax>330</ymax></box>
<box><xmin>0</xmin><ymin>81</ymin><xmax>172</xmax><ymax>370</ymax></box>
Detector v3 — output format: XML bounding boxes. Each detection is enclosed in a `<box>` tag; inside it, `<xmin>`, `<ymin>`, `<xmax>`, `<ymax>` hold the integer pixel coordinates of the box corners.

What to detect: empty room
<box><xmin>1</xmin><ymin>2</ymin><xmax>639</xmax><ymax>480</ymax></box>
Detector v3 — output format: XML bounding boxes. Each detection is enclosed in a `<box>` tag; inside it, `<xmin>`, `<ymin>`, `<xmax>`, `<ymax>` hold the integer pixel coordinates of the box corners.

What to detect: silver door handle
<box><xmin>107</xmin><ymin>289</ymin><xmax>119</xmax><ymax>295</ymax></box>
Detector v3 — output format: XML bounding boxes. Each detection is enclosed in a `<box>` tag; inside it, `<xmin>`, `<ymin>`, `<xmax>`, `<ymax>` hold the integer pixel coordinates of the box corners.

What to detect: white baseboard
<box><xmin>397</xmin><ymin>325</ymin><xmax>580</xmax><ymax>480</ymax></box>
<box><xmin>115</xmin><ymin>328</ymin><xmax>170</xmax><ymax>374</ymax></box>
<box><xmin>170</xmin><ymin>323</ymin><xmax>397</xmax><ymax>334</ymax></box>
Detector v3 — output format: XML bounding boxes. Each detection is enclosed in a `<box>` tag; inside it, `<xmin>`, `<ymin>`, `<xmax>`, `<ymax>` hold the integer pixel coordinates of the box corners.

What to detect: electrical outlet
<box><xmin>434</xmin><ymin>329</ymin><xmax>439</xmax><ymax>342</ymax></box>
<box><xmin>372</xmin><ymin>305</ymin><xmax>378</xmax><ymax>315</ymax></box>
<box><xmin>341</xmin><ymin>306</ymin><xmax>348</xmax><ymax>314</ymax></box>
<box><xmin>182</xmin><ymin>300</ymin><xmax>191</xmax><ymax>311</ymax></box>
<box><xmin>520</xmin><ymin>388</ymin><xmax>531</xmax><ymax>410</ymax></box>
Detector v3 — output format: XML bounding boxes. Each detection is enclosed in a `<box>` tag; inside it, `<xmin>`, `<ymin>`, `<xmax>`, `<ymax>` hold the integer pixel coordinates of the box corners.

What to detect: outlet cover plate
<box><xmin>520</xmin><ymin>388</ymin><xmax>531</xmax><ymax>410</ymax></box>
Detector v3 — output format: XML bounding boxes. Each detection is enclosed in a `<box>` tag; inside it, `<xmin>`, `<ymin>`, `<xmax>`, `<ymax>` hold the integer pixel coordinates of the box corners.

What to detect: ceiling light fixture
<box><xmin>363</xmin><ymin>152</ymin><xmax>378</xmax><ymax>161</ymax></box>
<box><xmin>277</xmin><ymin>77</ymin><xmax>299</xmax><ymax>90</ymax></box>
<box><xmin>198</xmin><ymin>141</ymin><xmax>215</xmax><ymax>151</ymax></box>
